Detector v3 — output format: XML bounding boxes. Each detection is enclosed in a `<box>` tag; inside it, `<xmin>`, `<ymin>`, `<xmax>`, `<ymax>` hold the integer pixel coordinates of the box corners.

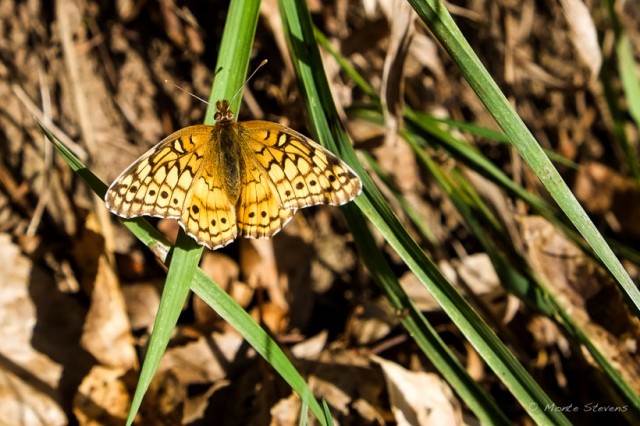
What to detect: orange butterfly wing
<box><xmin>233</xmin><ymin>121</ymin><xmax>361</xmax><ymax>239</ymax></box>
<box><xmin>105</xmin><ymin>125</ymin><xmax>237</xmax><ymax>249</ymax></box>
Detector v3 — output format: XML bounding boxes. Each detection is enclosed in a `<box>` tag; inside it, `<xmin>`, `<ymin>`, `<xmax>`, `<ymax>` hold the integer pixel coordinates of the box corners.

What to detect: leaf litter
<box><xmin>1</xmin><ymin>0</ymin><xmax>639</xmax><ymax>424</ymax></box>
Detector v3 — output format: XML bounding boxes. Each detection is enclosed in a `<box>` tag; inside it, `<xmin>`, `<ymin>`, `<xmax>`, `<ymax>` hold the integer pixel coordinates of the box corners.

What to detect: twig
<box><xmin>12</xmin><ymin>83</ymin><xmax>88</xmax><ymax>162</ymax></box>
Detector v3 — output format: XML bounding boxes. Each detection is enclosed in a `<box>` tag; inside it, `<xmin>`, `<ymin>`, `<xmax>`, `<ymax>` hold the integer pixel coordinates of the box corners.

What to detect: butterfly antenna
<box><xmin>228</xmin><ymin>59</ymin><xmax>268</xmax><ymax>106</ymax></box>
<box><xmin>164</xmin><ymin>79</ymin><xmax>211</xmax><ymax>106</ymax></box>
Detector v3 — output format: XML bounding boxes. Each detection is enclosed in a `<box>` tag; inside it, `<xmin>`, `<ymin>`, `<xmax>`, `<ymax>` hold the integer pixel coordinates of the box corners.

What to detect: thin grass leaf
<box><xmin>406</xmin><ymin>0</ymin><xmax>640</xmax><ymax>315</ymax></box>
<box><xmin>602</xmin><ymin>0</ymin><xmax>640</xmax><ymax>184</ymax></box>
<box><xmin>277</xmin><ymin>0</ymin><xmax>569</xmax><ymax>423</ymax></box>
<box><xmin>128</xmin><ymin>231</ymin><xmax>199</xmax><ymax>426</ymax></box>
<box><xmin>323</xmin><ymin>49</ymin><xmax>640</xmax><ymax>418</ymax></box>
<box><xmin>38</xmin><ymin>116</ymin><xmax>330</xmax><ymax>424</ymax></box>
<box><xmin>41</xmin><ymin>0</ymin><xmax>330</xmax><ymax>422</ymax></box>
<box><xmin>298</xmin><ymin>399</ymin><xmax>309</xmax><ymax>426</ymax></box>
<box><xmin>321</xmin><ymin>400</ymin><xmax>333</xmax><ymax>426</ymax></box>
<box><xmin>361</xmin><ymin>151</ymin><xmax>437</xmax><ymax>244</ymax></box>
<box><xmin>125</xmin><ymin>0</ymin><xmax>263</xmax><ymax>421</ymax></box>
<box><xmin>618</xmin><ymin>35</ymin><xmax>640</xmax><ymax>140</ymax></box>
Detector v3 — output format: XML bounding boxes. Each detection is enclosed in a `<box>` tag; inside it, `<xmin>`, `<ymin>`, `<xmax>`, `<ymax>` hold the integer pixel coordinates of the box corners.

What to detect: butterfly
<box><xmin>104</xmin><ymin>100</ymin><xmax>362</xmax><ymax>250</ymax></box>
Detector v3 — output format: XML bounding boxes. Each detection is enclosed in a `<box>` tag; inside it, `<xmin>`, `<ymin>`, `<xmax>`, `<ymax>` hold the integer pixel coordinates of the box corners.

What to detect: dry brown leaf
<box><xmin>348</xmin><ymin>298</ymin><xmax>398</xmax><ymax>345</ymax></box>
<box><xmin>200</xmin><ymin>252</ymin><xmax>239</xmax><ymax>292</ymax></box>
<box><xmin>0</xmin><ymin>233</ymin><xmax>94</xmax><ymax>425</ymax></box>
<box><xmin>197</xmin><ymin>251</ymin><xmax>253</xmax><ymax>326</ymax></box>
<box><xmin>73</xmin><ymin>366</ymin><xmax>130</xmax><ymax>426</ymax></box>
<box><xmin>240</xmin><ymin>239</ymin><xmax>286</xmax><ymax>308</ymax></box>
<box><xmin>272</xmin><ymin>219</ymin><xmax>317</xmax><ymax>329</ymax></box>
<box><xmin>115</xmin><ymin>0</ymin><xmax>143</xmax><ymax>21</ymax></box>
<box><xmin>308</xmin><ymin>349</ymin><xmax>385</xmax><ymax>423</ymax></box>
<box><xmin>399</xmin><ymin>270</ymin><xmax>441</xmax><ymax>312</ymax></box>
<box><xmin>574</xmin><ymin>162</ymin><xmax>640</xmax><ymax>237</ymax></box>
<box><xmin>519</xmin><ymin>216</ymin><xmax>640</xmax><ymax>391</ymax></box>
<box><xmin>74</xmin><ymin>213</ymin><xmax>137</xmax><ymax>369</ymax></box>
<box><xmin>464</xmin><ymin>167</ymin><xmax>524</xmax><ymax>252</ymax></box>
<box><xmin>138</xmin><ymin>369</ymin><xmax>184</xmax><ymax>425</ymax></box>
<box><xmin>80</xmin><ymin>255</ymin><xmax>137</xmax><ymax>369</ymax></box>
<box><xmin>401</xmin><ymin>254</ymin><xmax>503</xmax><ymax>313</ymax></box>
<box><xmin>373</xmin><ymin>355</ymin><xmax>463</xmax><ymax>425</ymax></box>
<box><xmin>271</xmin><ymin>387</ymin><xmax>385</xmax><ymax>426</ymax></box>
<box><xmin>527</xmin><ymin>316</ymin><xmax>571</xmax><ymax>388</ymax></box>
<box><xmin>183</xmin><ymin>381</ymin><xmax>228</xmax><ymax>424</ymax></box>
<box><xmin>346</xmin><ymin>117</ymin><xmax>386</xmax><ymax>148</ymax></box>
<box><xmin>56</xmin><ymin>0</ymin><xmax>129</xmax><ymax>181</ymax></box>
<box><xmin>111</xmin><ymin>23</ymin><xmax>164</xmax><ymax>146</ymax></box>
<box><xmin>380</xmin><ymin>0</ymin><xmax>416</xmax><ymax>183</ymax></box>
<box><xmin>270</xmin><ymin>393</ymin><xmax>301</xmax><ymax>426</ymax></box>
<box><xmin>452</xmin><ymin>254</ymin><xmax>501</xmax><ymax>297</ymax></box>
<box><xmin>250</xmin><ymin>301</ymin><xmax>290</xmax><ymax>335</ymax></box>
<box><xmin>463</xmin><ymin>340</ymin><xmax>487</xmax><ymax>382</ymax></box>
<box><xmin>559</xmin><ymin>0</ymin><xmax>602</xmax><ymax>79</ymax></box>
<box><xmin>573</xmin><ymin>162</ymin><xmax>626</xmax><ymax>213</ymax></box>
<box><xmin>520</xmin><ymin>215</ymin><xmax>605</xmax><ymax>310</ymax></box>
<box><xmin>120</xmin><ymin>281</ymin><xmax>161</xmax><ymax>332</ymax></box>
<box><xmin>260</xmin><ymin>0</ymin><xmax>295</xmax><ymax>80</ymax></box>
<box><xmin>375</xmin><ymin>134</ymin><xmax>423</xmax><ymax>194</ymax></box>
<box><xmin>313</xmin><ymin>210</ymin><xmax>359</xmax><ymax>275</ymax></box>
<box><xmin>157</xmin><ymin>218</ymin><xmax>180</xmax><ymax>246</ymax></box>
<box><xmin>0</xmin><ymin>368</ymin><xmax>67</xmax><ymax>426</ymax></box>
<box><xmin>408</xmin><ymin>34</ymin><xmax>446</xmax><ymax>85</ymax></box>
<box><xmin>290</xmin><ymin>331</ymin><xmax>329</xmax><ymax>360</ymax></box>
<box><xmin>159</xmin><ymin>331</ymin><xmax>245</xmax><ymax>385</ymax></box>
<box><xmin>616</xmin><ymin>0</ymin><xmax>640</xmax><ymax>40</ymax></box>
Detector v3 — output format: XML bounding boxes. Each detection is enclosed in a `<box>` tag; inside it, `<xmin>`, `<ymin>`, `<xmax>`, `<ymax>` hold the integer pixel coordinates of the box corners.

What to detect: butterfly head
<box><xmin>214</xmin><ymin>100</ymin><xmax>235</xmax><ymax>123</ymax></box>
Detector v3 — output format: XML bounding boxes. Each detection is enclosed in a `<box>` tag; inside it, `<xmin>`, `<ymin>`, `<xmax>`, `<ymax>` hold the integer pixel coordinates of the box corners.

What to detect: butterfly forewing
<box><xmin>106</xmin><ymin>126</ymin><xmax>211</xmax><ymax>219</ymax></box>
<box><xmin>106</xmin><ymin>125</ymin><xmax>236</xmax><ymax>249</ymax></box>
<box><xmin>240</xmin><ymin>121</ymin><xmax>362</xmax><ymax>210</ymax></box>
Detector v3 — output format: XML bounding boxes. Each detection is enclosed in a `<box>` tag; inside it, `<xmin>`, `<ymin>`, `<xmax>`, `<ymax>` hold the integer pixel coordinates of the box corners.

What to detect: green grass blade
<box><xmin>38</xmin><ymin>115</ymin><xmax>329</xmax><ymax>423</ymax></box>
<box><xmin>603</xmin><ymin>0</ymin><xmax>640</xmax><ymax>183</ymax></box>
<box><xmin>278</xmin><ymin>0</ymin><xmax>568</xmax><ymax>423</ymax></box>
<box><xmin>203</xmin><ymin>0</ymin><xmax>261</xmax><ymax>118</ymax></box>
<box><xmin>405</xmin><ymin>0</ymin><xmax>640</xmax><ymax>315</ymax></box>
<box><xmin>125</xmin><ymin>0</ymin><xmax>262</xmax><ymax>422</ymax></box>
<box><xmin>310</xmin><ymin>37</ymin><xmax>640</xmax><ymax>418</ymax></box>
<box><xmin>617</xmin><ymin>35</ymin><xmax>640</xmax><ymax>141</ymax></box>
<box><xmin>41</xmin><ymin>0</ymin><xmax>328</xmax><ymax>422</ymax></box>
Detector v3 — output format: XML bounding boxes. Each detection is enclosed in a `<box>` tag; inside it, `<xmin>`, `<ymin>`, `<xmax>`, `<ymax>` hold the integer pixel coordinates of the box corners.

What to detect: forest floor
<box><xmin>1</xmin><ymin>0</ymin><xmax>639</xmax><ymax>424</ymax></box>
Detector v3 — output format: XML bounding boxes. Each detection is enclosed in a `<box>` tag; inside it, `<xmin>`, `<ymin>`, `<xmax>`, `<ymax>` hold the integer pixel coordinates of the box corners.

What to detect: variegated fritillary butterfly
<box><xmin>104</xmin><ymin>100</ymin><xmax>362</xmax><ymax>249</ymax></box>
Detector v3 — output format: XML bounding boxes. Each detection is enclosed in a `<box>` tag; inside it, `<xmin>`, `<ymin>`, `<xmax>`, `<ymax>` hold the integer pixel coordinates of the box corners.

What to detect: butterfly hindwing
<box><xmin>180</xmin><ymin>170</ymin><xmax>237</xmax><ymax>249</ymax></box>
<box><xmin>240</xmin><ymin>121</ymin><xmax>362</xmax><ymax>210</ymax></box>
<box><xmin>236</xmin><ymin>152</ymin><xmax>296</xmax><ymax>239</ymax></box>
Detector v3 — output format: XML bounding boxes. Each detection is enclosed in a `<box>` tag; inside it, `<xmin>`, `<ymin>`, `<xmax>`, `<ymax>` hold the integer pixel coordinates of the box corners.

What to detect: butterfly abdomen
<box><xmin>216</xmin><ymin>124</ymin><xmax>243</xmax><ymax>203</ymax></box>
